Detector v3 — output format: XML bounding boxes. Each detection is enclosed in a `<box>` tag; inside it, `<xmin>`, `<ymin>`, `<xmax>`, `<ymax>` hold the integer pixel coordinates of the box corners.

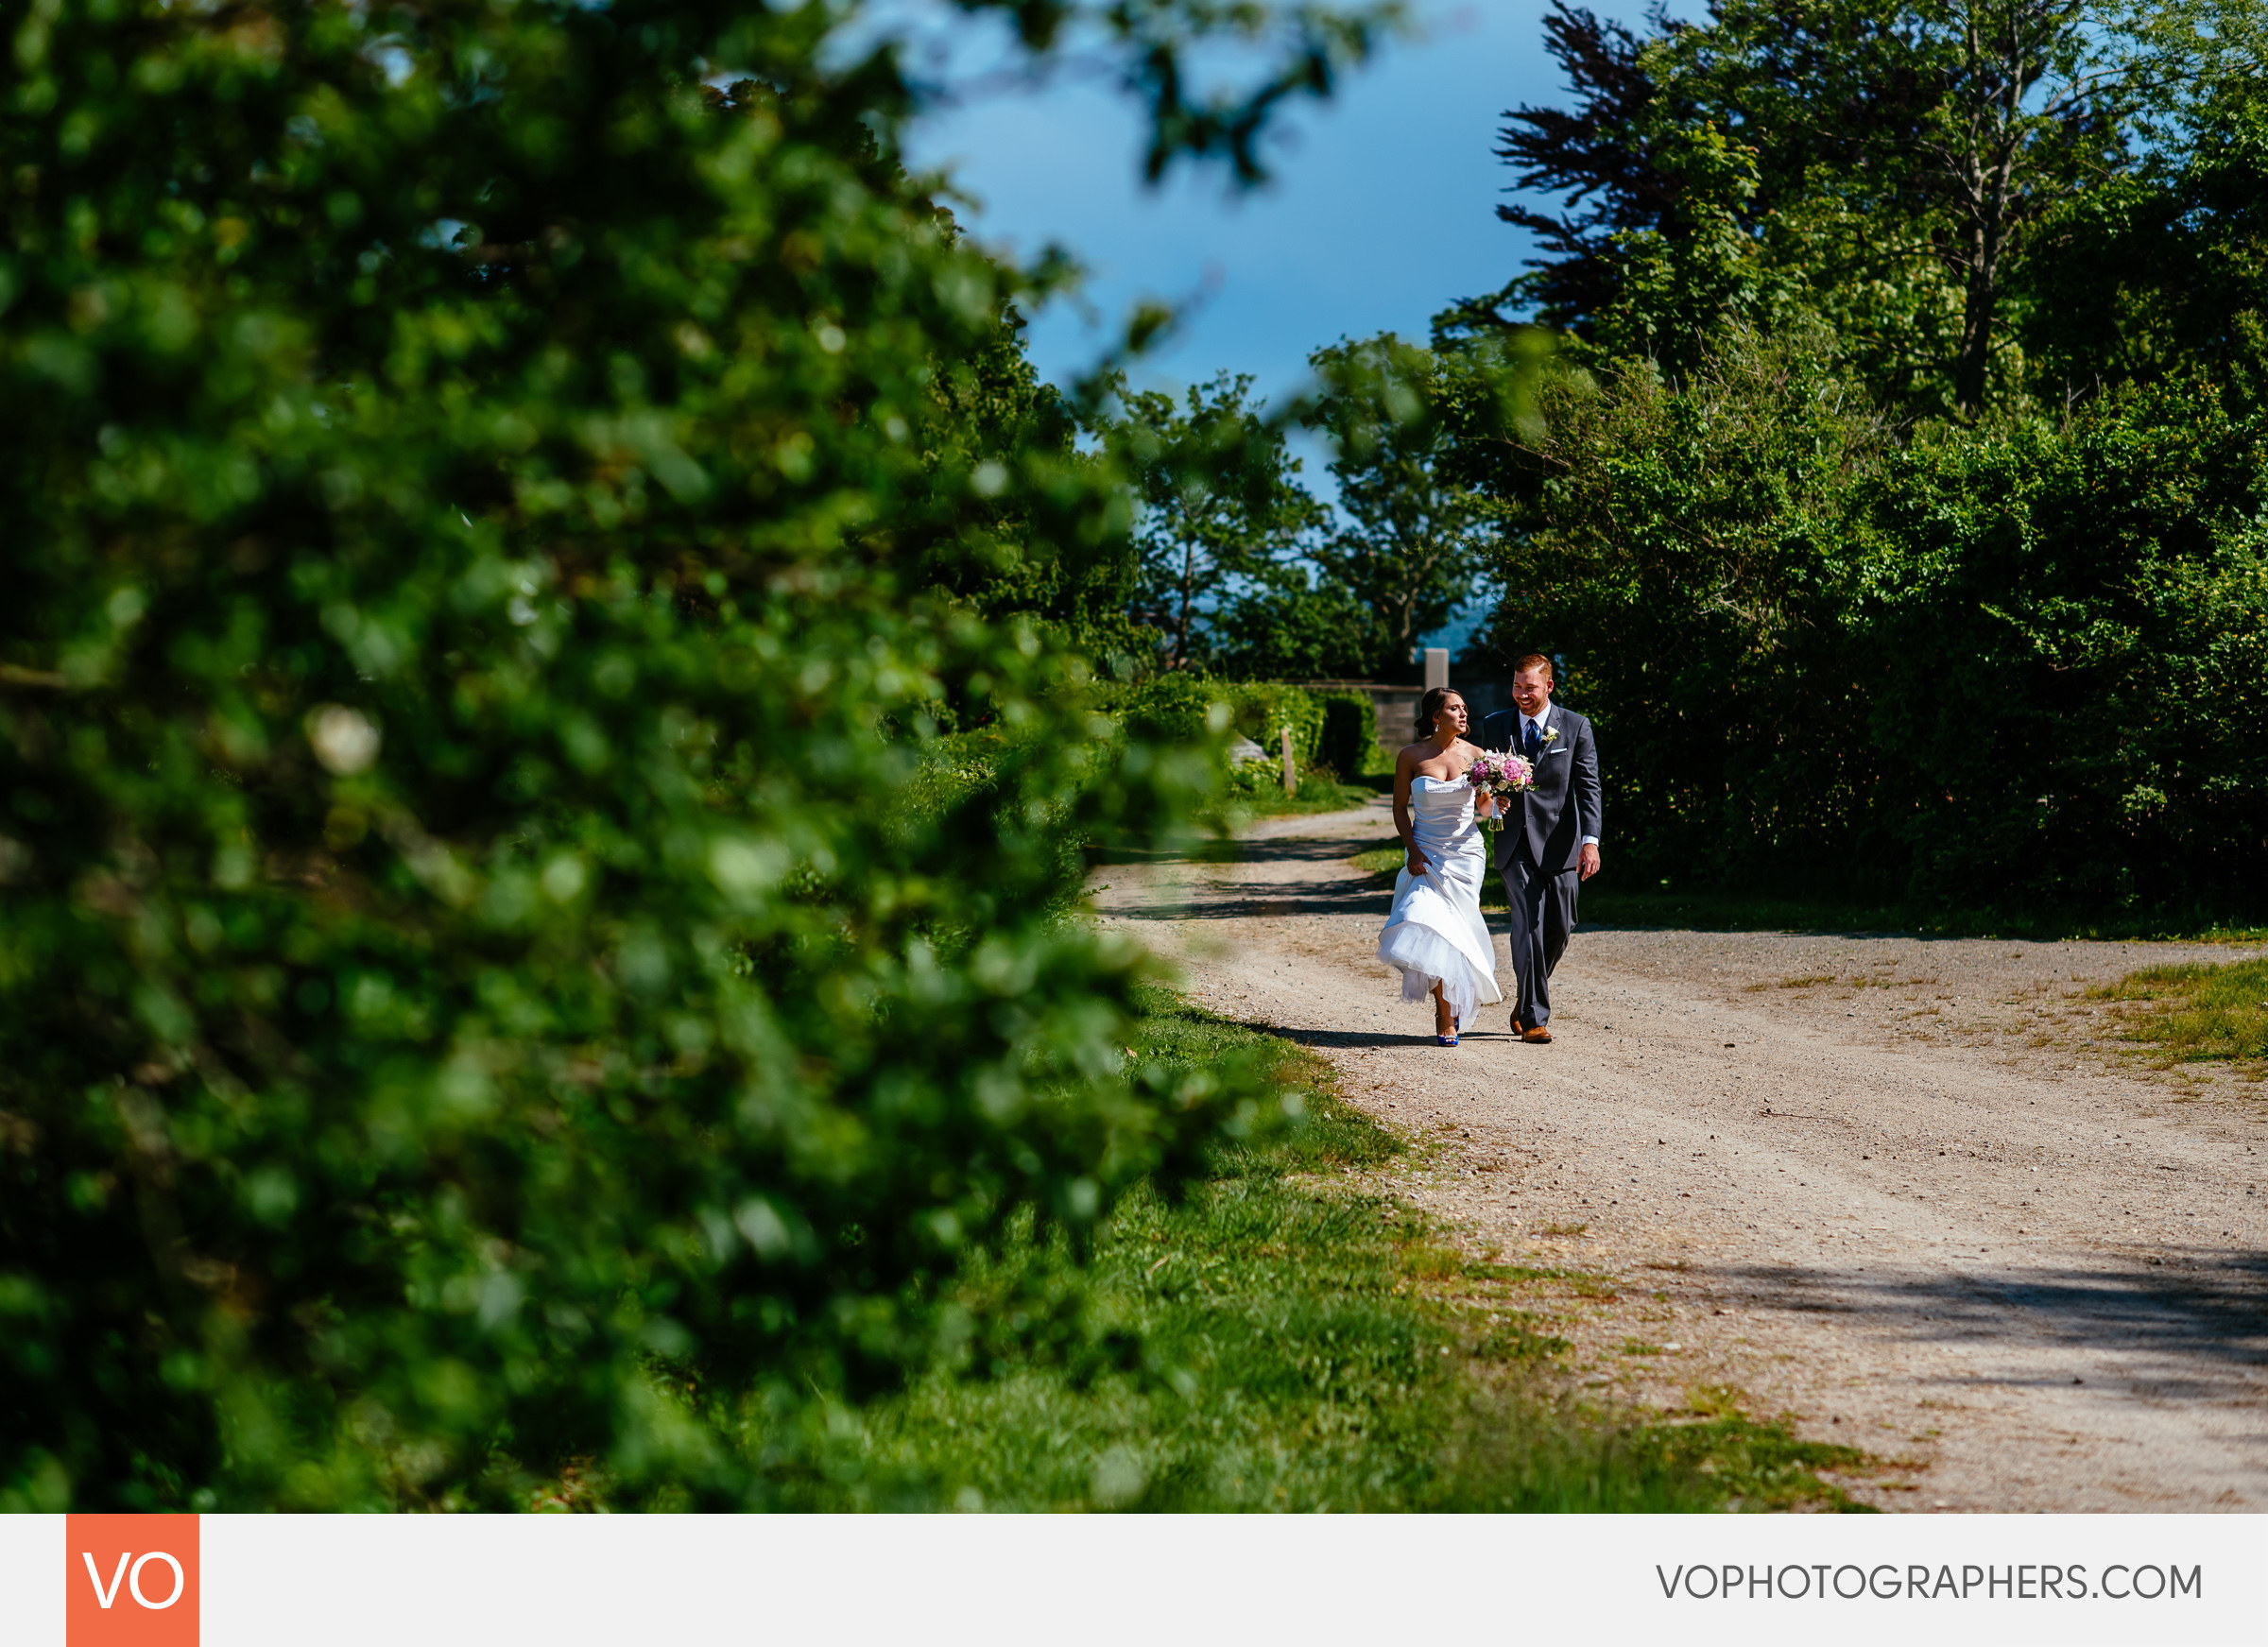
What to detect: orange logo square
<box><xmin>65</xmin><ymin>1515</ymin><xmax>198</xmax><ymax>1647</ymax></box>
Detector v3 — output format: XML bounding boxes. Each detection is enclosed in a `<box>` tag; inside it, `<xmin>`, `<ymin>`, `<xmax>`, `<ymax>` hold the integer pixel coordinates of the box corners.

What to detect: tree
<box><xmin>1210</xmin><ymin>564</ymin><xmax>1384</xmax><ymax>678</ymax></box>
<box><xmin>1112</xmin><ymin>373</ymin><xmax>1324</xmax><ymax>670</ymax></box>
<box><xmin>1305</xmin><ymin>335</ymin><xmax>1526</xmax><ymax>673</ymax></box>
<box><xmin>1469</xmin><ymin>326</ymin><xmax>2268</xmax><ymax>909</ymax></box>
<box><xmin>907</xmin><ymin>298</ymin><xmax>1156</xmax><ymax>675</ymax></box>
<box><xmin>1470</xmin><ymin>0</ymin><xmax>2265</xmax><ymax>416</ymax></box>
<box><xmin>1459</xmin><ymin>0</ymin><xmax>1937</xmax><ymax>346</ymax></box>
<box><xmin>1457</xmin><ymin>2</ymin><xmax>1692</xmax><ymax>338</ymax></box>
<box><xmin>2024</xmin><ymin>75</ymin><xmax>2268</xmax><ymax>401</ymax></box>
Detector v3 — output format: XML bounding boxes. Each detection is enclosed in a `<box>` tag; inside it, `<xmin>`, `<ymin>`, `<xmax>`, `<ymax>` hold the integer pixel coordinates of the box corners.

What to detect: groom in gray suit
<box><xmin>1479</xmin><ymin>653</ymin><xmax>1602</xmax><ymax>1043</ymax></box>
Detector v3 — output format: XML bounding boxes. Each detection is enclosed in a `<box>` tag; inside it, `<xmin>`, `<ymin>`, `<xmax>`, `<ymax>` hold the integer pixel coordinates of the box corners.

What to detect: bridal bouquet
<box><xmin>1467</xmin><ymin>750</ymin><xmax>1533</xmax><ymax>831</ymax></box>
<box><xmin>1466</xmin><ymin>749</ymin><xmax>1535</xmax><ymax>799</ymax></box>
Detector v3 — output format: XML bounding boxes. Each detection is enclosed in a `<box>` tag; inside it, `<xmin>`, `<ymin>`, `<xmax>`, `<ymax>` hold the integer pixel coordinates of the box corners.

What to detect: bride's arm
<box><xmin>1392</xmin><ymin>746</ymin><xmax>1429</xmax><ymax>877</ymax></box>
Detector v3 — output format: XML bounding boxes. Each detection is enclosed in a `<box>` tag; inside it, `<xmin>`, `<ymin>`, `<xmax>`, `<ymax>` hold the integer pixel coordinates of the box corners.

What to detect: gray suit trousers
<box><xmin>1502</xmin><ymin>851</ymin><xmax>1579</xmax><ymax>1028</ymax></box>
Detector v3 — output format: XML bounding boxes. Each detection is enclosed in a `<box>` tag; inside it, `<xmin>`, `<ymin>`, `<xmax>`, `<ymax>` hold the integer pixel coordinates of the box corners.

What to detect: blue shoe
<box><xmin>1436</xmin><ymin>1032</ymin><xmax>1458</xmax><ymax>1047</ymax></box>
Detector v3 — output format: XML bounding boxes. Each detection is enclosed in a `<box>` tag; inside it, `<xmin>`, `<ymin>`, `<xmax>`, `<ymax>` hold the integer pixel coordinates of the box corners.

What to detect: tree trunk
<box><xmin>1174</xmin><ymin>543</ymin><xmax>1197</xmax><ymax>668</ymax></box>
<box><xmin>1952</xmin><ymin>223</ymin><xmax>2000</xmax><ymax>417</ymax></box>
<box><xmin>1946</xmin><ymin>1</ymin><xmax>2029</xmax><ymax>418</ymax></box>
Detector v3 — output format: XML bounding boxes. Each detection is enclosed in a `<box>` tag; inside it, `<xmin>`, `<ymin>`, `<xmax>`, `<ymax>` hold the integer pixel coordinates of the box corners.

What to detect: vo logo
<box><xmin>65</xmin><ymin>1516</ymin><xmax>198</xmax><ymax>1647</ymax></box>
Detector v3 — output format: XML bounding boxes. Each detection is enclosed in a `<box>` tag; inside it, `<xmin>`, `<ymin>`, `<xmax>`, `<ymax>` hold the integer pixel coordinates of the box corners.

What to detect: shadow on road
<box><xmin>1718</xmin><ymin>1256</ymin><xmax>2268</xmax><ymax>1397</ymax></box>
<box><xmin>1104</xmin><ymin>833</ymin><xmax>1401</xmax><ymax>921</ymax></box>
<box><xmin>1219</xmin><ymin>1021</ymin><xmax>1528</xmax><ymax>1052</ymax></box>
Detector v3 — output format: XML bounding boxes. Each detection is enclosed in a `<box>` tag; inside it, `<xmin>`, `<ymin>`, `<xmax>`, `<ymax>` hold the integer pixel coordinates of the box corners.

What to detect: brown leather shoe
<box><xmin>1521</xmin><ymin>1024</ymin><xmax>1554</xmax><ymax>1044</ymax></box>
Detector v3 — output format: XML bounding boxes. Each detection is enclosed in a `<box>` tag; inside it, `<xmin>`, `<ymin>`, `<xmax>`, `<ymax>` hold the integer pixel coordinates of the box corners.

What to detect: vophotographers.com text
<box><xmin>1657</xmin><ymin>1563</ymin><xmax>2203</xmax><ymax>1602</ymax></box>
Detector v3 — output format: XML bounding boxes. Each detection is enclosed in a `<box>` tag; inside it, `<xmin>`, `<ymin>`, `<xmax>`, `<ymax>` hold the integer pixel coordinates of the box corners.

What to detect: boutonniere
<box><xmin>1539</xmin><ymin>725</ymin><xmax>1561</xmax><ymax>746</ymax></box>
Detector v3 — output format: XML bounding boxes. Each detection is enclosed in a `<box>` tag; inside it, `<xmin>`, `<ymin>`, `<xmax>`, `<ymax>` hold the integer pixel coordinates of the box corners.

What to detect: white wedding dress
<box><xmin>1377</xmin><ymin>776</ymin><xmax>1503</xmax><ymax>1033</ymax></box>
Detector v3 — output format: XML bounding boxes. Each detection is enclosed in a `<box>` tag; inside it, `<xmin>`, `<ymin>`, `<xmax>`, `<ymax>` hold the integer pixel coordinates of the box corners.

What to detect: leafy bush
<box><xmin>1476</xmin><ymin>325</ymin><xmax>1892</xmax><ymax>887</ymax></box>
<box><xmin>1478</xmin><ymin>329</ymin><xmax>2268</xmax><ymax>918</ymax></box>
<box><xmin>1099</xmin><ymin>677</ymin><xmax>1325</xmax><ymax>769</ymax></box>
<box><xmin>1315</xmin><ymin>690</ymin><xmax>1386</xmax><ymax>778</ymax></box>
<box><xmin>0</xmin><ymin>0</ymin><xmax>1389</xmax><ymax>1510</ymax></box>
<box><xmin>1227</xmin><ymin>681</ymin><xmax>1326</xmax><ymax>767</ymax></box>
<box><xmin>1862</xmin><ymin>380</ymin><xmax>2268</xmax><ymax>911</ymax></box>
<box><xmin>1098</xmin><ymin>672</ymin><xmax>1228</xmax><ymax>748</ymax></box>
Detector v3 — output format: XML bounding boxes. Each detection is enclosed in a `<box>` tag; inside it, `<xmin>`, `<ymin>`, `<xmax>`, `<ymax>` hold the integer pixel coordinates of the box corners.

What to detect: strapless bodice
<box><xmin>1408</xmin><ymin>775</ymin><xmax>1478</xmax><ymax>849</ymax></box>
<box><xmin>1410</xmin><ymin>774</ymin><xmax>1474</xmax><ymax>805</ymax></box>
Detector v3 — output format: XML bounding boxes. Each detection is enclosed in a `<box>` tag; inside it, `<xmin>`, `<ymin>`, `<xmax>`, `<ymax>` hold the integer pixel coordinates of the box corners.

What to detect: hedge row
<box><xmin>1488</xmin><ymin>330</ymin><xmax>2268</xmax><ymax>918</ymax></box>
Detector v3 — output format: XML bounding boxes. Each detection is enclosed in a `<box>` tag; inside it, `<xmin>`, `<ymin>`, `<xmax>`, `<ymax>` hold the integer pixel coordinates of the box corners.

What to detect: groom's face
<box><xmin>1511</xmin><ymin>666</ymin><xmax>1553</xmax><ymax>718</ymax></box>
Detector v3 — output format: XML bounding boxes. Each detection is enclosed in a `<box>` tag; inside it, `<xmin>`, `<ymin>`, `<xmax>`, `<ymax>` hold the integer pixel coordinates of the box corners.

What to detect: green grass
<box><xmin>1349</xmin><ymin>843</ymin><xmax>1405</xmax><ymax>879</ymax></box>
<box><xmin>808</xmin><ymin>991</ymin><xmax>1873</xmax><ymax>1511</ymax></box>
<box><xmin>2090</xmin><ymin>957</ymin><xmax>2268</xmax><ymax>1072</ymax></box>
<box><xmin>1227</xmin><ymin>775</ymin><xmax>1378</xmax><ymax>820</ymax></box>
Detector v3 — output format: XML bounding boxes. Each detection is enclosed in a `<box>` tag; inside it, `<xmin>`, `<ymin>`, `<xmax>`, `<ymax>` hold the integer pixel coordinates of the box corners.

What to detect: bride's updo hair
<box><xmin>1416</xmin><ymin>686</ymin><xmax>1461</xmax><ymax>738</ymax></box>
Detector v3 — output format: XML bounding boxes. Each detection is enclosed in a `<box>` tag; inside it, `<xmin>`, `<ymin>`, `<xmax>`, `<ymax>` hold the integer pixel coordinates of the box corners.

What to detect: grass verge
<box><xmin>2090</xmin><ymin>957</ymin><xmax>2268</xmax><ymax>1074</ymax></box>
<box><xmin>816</xmin><ymin>989</ymin><xmax>1872</xmax><ymax>1511</ymax></box>
<box><xmin>1227</xmin><ymin>776</ymin><xmax>1378</xmax><ymax>820</ymax></box>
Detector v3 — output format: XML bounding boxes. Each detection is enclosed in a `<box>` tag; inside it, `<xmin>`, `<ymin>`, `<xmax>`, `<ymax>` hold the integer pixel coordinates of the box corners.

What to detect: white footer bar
<box><xmin>2</xmin><ymin>1513</ymin><xmax>2258</xmax><ymax>1646</ymax></box>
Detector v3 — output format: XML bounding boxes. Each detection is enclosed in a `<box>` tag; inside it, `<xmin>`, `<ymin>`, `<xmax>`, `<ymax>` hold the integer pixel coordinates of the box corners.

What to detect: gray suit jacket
<box><xmin>1480</xmin><ymin>705</ymin><xmax>1602</xmax><ymax>875</ymax></box>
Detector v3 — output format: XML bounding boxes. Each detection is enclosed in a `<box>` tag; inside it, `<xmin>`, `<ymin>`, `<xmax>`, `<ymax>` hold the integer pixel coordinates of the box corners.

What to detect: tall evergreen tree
<box><xmin>1463</xmin><ymin>0</ymin><xmax>2262</xmax><ymax>415</ymax></box>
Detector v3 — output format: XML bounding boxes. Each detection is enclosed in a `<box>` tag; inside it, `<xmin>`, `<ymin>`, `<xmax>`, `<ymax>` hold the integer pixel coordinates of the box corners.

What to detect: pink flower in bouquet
<box><xmin>1466</xmin><ymin>750</ymin><xmax>1534</xmax><ymax>797</ymax></box>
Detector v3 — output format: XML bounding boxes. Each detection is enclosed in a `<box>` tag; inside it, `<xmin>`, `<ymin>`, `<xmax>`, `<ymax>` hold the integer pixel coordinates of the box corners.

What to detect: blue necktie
<box><xmin>1522</xmin><ymin>718</ymin><xmax>1539</xmax><ymax>759</ymax></box>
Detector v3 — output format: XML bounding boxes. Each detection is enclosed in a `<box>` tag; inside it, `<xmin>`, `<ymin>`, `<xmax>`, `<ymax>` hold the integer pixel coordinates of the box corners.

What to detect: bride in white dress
<box><xmin>1377</xmin><ymin>687</ymin><xmax>1503</xmax><ymax>1045</ymax></box>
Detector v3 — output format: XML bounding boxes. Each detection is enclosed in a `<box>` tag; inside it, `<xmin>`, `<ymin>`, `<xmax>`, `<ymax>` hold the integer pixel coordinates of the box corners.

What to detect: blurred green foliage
<box><xmin>0</xmin><ymin>0</ymin><xmax>1401</xmax><ymax>1509</ymax></box>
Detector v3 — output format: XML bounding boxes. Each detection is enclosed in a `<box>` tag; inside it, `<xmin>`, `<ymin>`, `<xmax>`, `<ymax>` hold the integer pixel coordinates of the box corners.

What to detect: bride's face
<box><xmin>1435</xmin><ymin>693</ymin><xmax>1469</xmax><ymax>739</ymax></box>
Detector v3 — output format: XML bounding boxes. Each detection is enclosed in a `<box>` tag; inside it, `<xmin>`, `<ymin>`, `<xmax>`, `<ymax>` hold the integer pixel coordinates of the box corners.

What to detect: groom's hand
<box><xmin>1578</xmin><ymin>843</ymin><xmax>1601</xmax><ymax>881</ymax></box>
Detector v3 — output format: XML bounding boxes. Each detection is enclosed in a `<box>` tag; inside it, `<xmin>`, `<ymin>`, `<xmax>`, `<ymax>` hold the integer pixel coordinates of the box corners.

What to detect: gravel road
<box><xmin>1091</xmin><ymin>798</ymin><xmax>2268</xmax><ymax>1511</ymax></box>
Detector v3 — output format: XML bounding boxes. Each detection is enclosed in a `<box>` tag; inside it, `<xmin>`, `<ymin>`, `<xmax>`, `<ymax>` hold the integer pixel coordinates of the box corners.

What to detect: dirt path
<box><xmin>1092</xmin><ymin>798</ymin><xmax>2268</xmax><ymax>1511</ymax></box>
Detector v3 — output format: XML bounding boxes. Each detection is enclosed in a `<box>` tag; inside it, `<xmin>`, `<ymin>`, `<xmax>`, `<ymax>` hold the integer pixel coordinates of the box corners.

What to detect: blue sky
<box><xmin>902</xmin><ymin>2</ymin><xmax>1605</xmax><ymax>396</ymax></box>
<box><xmin>898</xmin><ymin>1</ymin><xmax>1660</xmax><ymax>657</ymax></box>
